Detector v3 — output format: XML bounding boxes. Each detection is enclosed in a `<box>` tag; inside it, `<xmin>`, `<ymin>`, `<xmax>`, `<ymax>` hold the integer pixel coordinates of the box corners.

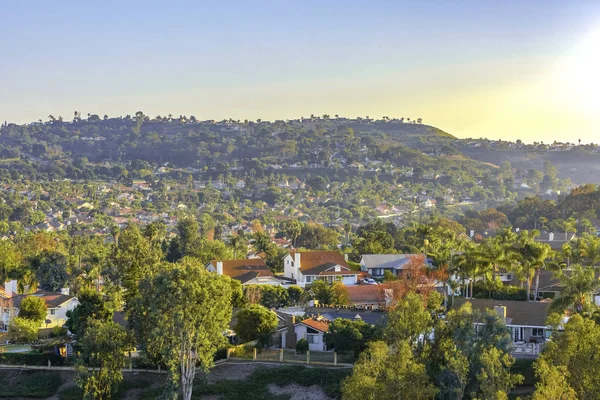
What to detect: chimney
<box><xmin>494</xmin><ymin>306</ymin><xmax>507</xmax><ymax>319</ymax></box>
<box><xmin>286</xmin><ymin>315</ymin><xmax>297</xmax><ymax>349</ymax></box>
<box><xmin>549</xmin><ymin>232</ymin><xmax>555</xmax><ymax>241</ymax></box>
<box><xmin>469</xmin><ymin>230</ymin><xmax>474</xmax><ymax>238</ymax></box>
<box><xmin>60</xmin><ymin>287</ymin><xmax>70</xmax><ymax>296</ymax></box>
<box><xmin>216</xmin><ymin>261</ymin><xmax>223</xmax><ymax>275</ymax></box>
<box><xmin>294</xmin><ymin>252</ymin><xmax>301</xmax><ymax>269</ymax></box>
<box><xmin>4</xmin><ymin>280</ymin><xmax>17</xmax><ymax>297</ymax></box>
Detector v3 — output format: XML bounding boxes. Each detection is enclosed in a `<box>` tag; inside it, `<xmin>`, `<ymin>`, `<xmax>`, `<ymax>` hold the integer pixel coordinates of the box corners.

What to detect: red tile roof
<box><xmin>299</xmin><ymin>318</ymin><xmax>330</xmax><ymax>333</ymax></box>
<box><xmin>209</xmin><ymin>259</ymin><xmax>274</xmax><ymax>283</ymax></box>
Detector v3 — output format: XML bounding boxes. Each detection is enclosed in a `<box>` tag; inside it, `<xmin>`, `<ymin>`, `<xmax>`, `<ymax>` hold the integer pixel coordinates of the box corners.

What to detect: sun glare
<box><xmin>560</xmin><ymin>27</ymin><xmax>600</xmax><ymax>113</ymax></box>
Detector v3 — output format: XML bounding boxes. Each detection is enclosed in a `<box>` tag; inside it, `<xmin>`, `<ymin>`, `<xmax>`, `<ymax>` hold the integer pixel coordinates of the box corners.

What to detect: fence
<box><xmin>227</xmin><ymin>346</ymin><xmax>353</xmax><ymax>366</ymax></box>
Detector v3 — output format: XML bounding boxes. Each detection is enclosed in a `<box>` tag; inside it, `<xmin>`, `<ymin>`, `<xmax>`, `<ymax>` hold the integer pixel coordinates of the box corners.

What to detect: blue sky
<box><xmin>2</xmin><ymin>0</ymin><xmax>600</xmax><ymax>142</ymax></box>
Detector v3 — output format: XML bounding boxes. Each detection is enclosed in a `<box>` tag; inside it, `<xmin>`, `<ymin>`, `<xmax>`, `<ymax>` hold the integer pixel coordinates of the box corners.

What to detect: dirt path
<box><xmin>268</xmin><ymin>384</ymin><xmax>334</xmax><ymax>400</ymax></box>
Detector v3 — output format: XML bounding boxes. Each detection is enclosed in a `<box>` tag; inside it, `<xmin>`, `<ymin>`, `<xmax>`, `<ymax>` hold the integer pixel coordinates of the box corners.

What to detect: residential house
<box><xmin>452</xmin><ymin>298</ymin><xmax>553</xmax><ymax>343</ymax></box>
<box><xmin>283</xmin><ymin>251</ymin><xmax>359</xmax><ymax>288</ymax></box>
<box><xmin>206</xmin><ymin>259</ymin><xmax>282</xmax><ymax>285</ymax></box>
<box><xmin>0</xmin><ymin>281</ymin><xmax>18</xmax><ymax>332</ymax></box>
<box><xmin>12</xmin><ymin>291</ymin><xmax>79</xmax><ymax>329</ymax></box>
<box><xmin>535</xmin><ymin>231</ymin><xmax>577</xmax><ymax>250</ymax></box>
<box><xmin>279</xmin><ymin>316</ymin><xmax>330</xmax><ymax>351</ymax></box>
<box><xmin>360</xmin><ymin>254</ymin><xmax>433</xmax><ymax>279</ymax></box>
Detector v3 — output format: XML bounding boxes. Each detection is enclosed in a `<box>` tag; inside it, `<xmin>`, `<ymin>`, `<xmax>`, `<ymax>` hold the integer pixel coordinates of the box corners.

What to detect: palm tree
<box><xmin>550</xmin><ymin>264</ymin><xmax>600</xmax><ymax>314</ymax></box>
<box><xmin>513</xmin><ymin>230</ymin><xmax>551</xmax><ymax>301</ymax></box>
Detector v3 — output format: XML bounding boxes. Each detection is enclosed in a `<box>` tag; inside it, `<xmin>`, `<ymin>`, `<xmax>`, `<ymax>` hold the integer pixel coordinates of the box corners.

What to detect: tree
<box><xmin>66</xmin><ymin>289</ymin><xmax>113</xmax><ymax>337</ymax></box>
<box><xmin>532</xmin><ymin>359</ymin><xmax>576</xmax><ymax>400</ymax></box>
<box><xmin>75</xmin><ymin>320</ymin><xmax>132</xmax><ymax>400</ymax></box>
<box><xmin>234</xmin><ymin>305</ymin><xmax>279</xmax><ymax>347</ymax></box>
<box><xmin>331</xmin><ymin>281</ymin><xmax>350</xmax><ymax>305</ymax></box>
<box><xmin>384</xmin><ymin>292</ymin><xmax>433</xmax><ymax>345</ymax></box>
<box><xmin>323</xmin><ymin>318</ymin><xmax>378</xmax><ymax>357</ymax></box>
<box><xmin>287</xmin><ymin>285</ymin><xmax>304</xmax><ymax>305</ymax></box>
<box><xmin>111</xmin><ymin>224</ymin><xmax>162</xmax><ymax>303</ymax></box>
<box><xmin>550</xmin><ymin>264</ymin><xmax>600</xmax><ymax>314</ymax></box>
<box><xmin>18</xmin><ymin>296</ymin><xmax>47</xmax><ymax>324</ymax></box>
<box><xmin>166</xmin><ymin>217</ymin><xmax>201</xmax><ymax>262</ymax></box>
<box><xmin>533</xmin><ymin>314</ymin><xmax>600</xmax><ymax>398</ymax></box>
<box><xmin>133</xmin><ymin>257</ymin><xmax>233</xmax><ymax>400</ymax></box>
<box><xmin>29</xmin><ymin>250</ymin><xmax>69</xmax><ymax>292</ymax></box>
<box><xmin>9</xmin><ymin>317</ymin><xmax>39</xmax><ymax>342</ymax></box>
<box><xmin>476</xmin><ymin>347</ymin><xmax>523</xmax><ymax>399</ymax></box>
<box><xmin>282</xmin><ymin>219</ymin><xmax>302</xmax><ymax>247</ymax></box>
<box><xmin>341</xmin><ymin>340</ymin><xmax>437</xmax><ymax>400</ymax></box>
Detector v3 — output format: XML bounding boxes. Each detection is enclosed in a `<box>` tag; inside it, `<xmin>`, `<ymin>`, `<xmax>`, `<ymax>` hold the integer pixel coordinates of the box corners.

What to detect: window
<box><xmin>532</xmin><ymin>328</ymin><xmax>544</xmax><ymax>337</ymax></box>
<box><xmin>306</xmin><ymin>334</ymin><xmax>319</xmax><ymax>344</ymax></box>
<box><xmin>306</xmin><ymin>276</ymin><xmax>313</xmax><ymax>283</ymax></box>
<box><xmin>50</xmin><ymin>309</ymin><xmax>56</xmax><ymax>315</ymax></box>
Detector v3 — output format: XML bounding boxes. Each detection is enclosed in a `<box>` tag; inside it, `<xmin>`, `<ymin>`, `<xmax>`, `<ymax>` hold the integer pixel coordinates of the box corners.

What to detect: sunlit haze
<box><xmin>2</xmin><ymin>0</ymin><xmax>599</xmax><ymax>143</ymax></box>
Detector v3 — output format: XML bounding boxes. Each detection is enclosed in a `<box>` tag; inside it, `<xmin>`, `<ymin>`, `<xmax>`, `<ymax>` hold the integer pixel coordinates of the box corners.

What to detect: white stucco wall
<box><xmin>40</xmin><ymin>298</ymin><xmax>79</xmax><ymax>329</ymax></box>
<box><xmin>294</xmin><ymin>324</ymin><xmax>326</xmax><ymax>352</ymax></box>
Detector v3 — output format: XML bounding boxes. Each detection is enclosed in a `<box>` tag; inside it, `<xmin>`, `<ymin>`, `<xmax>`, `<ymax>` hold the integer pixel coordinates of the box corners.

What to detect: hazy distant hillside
<box><xmin>460</xmin><ymin>146</ymin><xmax>600</xmax><ymax>185</ymax></box>
<box><xmin>1</xmin><ymin>115</ymin><xmax>596</xmax><ymax>184</ymax></box>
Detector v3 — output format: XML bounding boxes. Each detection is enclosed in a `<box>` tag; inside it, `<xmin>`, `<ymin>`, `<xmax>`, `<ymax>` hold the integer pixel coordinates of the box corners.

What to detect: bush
<box><xmin>52</xmin><ymin>326</ymin><xmax>68</xmax><ymax>337</ymax></box>
<box><xmin>296</xmin><ymin>338</ymin><xmax>309</xmax><ymax>354</ymax></box>
<box><xmin>0</xmin><ymin>351</ymin><xmax>65</xmax><ymax>366</ymax></box>
<box><xmin>383</xmin><ymin>270</ymin><xmax>396</xmax><ymax>281</ymax></box>
<box><xmin>10</xmin><ymin>317</ymin><xmax>39</xmax><ymax>343</ymax></box>
<box><xmin>0</xmin><ymin>370</ymin><xmax>63</xmax><ymax>398</ymax></box>
<box><xmin>473</xmin><ymin>282</ymin><xmax>527</xmax><ymax>301</ymax></box>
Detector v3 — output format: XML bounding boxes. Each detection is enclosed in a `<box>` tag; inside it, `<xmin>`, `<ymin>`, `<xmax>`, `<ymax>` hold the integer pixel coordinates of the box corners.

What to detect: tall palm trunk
<box><xmin>527</xmin><ymin>276</ymin><xmax>532</xmax><ymax>302</ymax></box>
<box><xmin>534</xmin><ymin>268</ymin><xmax>541</xmax><ymax>301</ymax></box>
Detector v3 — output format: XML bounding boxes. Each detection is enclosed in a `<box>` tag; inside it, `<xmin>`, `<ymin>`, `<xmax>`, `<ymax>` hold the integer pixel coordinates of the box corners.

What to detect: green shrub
<box><xmin>52</xmin><ymin>326</ymin><xmax>68</xmax><ymax>337</ymax></box>
<box><xmin>383</xmin><ymin>270</ymin><xmax>396</xmax><ymax>281</ymax></box>
<box><xmin>0</xmin><ymin>370</ymin><xmax>62</xmax><ymax>397</ymax></box>
<box><xmin>0</xmin><ymin>351</ymin><xmax>65</xmax><ymax>366</ymax></box>
<box><xmin>296</xmin><ymin>338</ymin><xmax>309</xmax><ymax>354</ymax></box>
<box><xmin>473</xmin><ymin>282</ymin><xmax>527</xmax><ymax>301</ymax></box>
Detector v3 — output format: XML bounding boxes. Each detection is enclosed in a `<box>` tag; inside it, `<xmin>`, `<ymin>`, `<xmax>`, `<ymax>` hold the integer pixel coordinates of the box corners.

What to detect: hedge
<box><xmin>473</xmin><ymin>283</ymin><xmax>527</xmax><ymax>301</ymax></box>
<box><xmin>0</xmin><ymin>351</ymin><xmax>66</xmax><ymax>366</ymax></box>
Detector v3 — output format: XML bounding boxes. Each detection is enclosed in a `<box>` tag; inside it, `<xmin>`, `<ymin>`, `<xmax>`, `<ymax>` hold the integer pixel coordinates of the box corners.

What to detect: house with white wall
<box><xmin>206</xmin><ymin>259</ymin><xmax>282</xmax><ymax>285</ymax></box>
<box><xmin>12</xmin><ymin>291</ymin><xmax>79</xmax><ymax>329</ymax></box>
<box><xmin>279</xmin><ymin>316</ymin><xmax>330</xmax><ymax>351</ymax></box>
<box><xmin>283</xmin><ymin>251</ymin><xmax>359</xmax><ymax>288</ymax></box>
<box><xmin>452</xmin><ymin>298</ymin><xmax>555</xmax><ymax>343</ymax></box>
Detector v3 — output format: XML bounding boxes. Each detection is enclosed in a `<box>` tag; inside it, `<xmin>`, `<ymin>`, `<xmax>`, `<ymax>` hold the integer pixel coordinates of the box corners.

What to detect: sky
<box><xmin>1</xmin><ymin>0</ymin><xmax>600</xmax><ymax>143</ymax></box>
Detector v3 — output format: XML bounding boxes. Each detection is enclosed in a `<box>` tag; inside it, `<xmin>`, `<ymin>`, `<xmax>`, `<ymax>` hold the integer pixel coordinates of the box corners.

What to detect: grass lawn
<box><xmin>0</xmin><ymin>370</ymin><xmax>63</xmax><ymax>398</ymax></box>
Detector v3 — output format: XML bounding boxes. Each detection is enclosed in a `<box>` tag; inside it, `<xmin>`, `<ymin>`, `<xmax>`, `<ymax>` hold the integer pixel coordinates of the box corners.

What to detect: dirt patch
<box><xmin>268</xmin><ymin>383</ymin><xmax>334</xmax><ymax>400</ymax></box>
<box><xmin>205</xmin><ymin>362</ymin><xmax>278</xmax><ymax>383</ymax></box>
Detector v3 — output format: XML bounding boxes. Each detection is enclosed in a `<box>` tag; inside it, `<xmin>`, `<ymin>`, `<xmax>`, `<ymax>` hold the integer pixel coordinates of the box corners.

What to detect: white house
<box><xmin>283</xmin><ymin>251</ymin><xmax>359</xmax><ymax>288</ymax></box>
<box><xmin>12</xmin><ymin>291</ymin><xmax>79</xmax><ymax>329</ymax></box>
<box><xmin>206</xmin><ymin>259</ymin><xmax>283</xmax><ymax>285</ymax></box>
<box><xmin>452</xmin><ymin>298</ymin><xmax>554</xmax><ymax>343</ymax></box>
<box><xmin>279</xmin><ymin>316</ymin><xmax>330</xmax><ymax>351</ymax></box>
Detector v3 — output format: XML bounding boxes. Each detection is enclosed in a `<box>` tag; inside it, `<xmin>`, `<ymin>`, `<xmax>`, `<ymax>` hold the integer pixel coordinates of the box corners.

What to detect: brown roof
<box><xmin>0</xmin><ymin>287</ymin><xmax>10</xmax><ymax>300</ymax></box>
<box><xmin>289</xmin><ymin>251</ymin><xmax>355</xmax><ymax>275</ymax></box>
<box><xmin>452</xmin><ymin>298</ymin><xmax>551</xmax><ymax>327</ymax></box>
<box><xmin>346</xmin><ymin>285</ymin><xmax>387</xmax><ymax>305</ymax></box>
<box><xmin>12</xmin><ymin>292</ymin><xmax>75</xmax><ymax>309</ymax></box>
<box><xmin>299</xmin><ymin>318</ymin><xmax>330</xmax><ymax>333</ymax></box>
<box><xmin>209</xmin><ymin>259</ymin><xmax>274</xmax><ymax>284</ymax></box>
